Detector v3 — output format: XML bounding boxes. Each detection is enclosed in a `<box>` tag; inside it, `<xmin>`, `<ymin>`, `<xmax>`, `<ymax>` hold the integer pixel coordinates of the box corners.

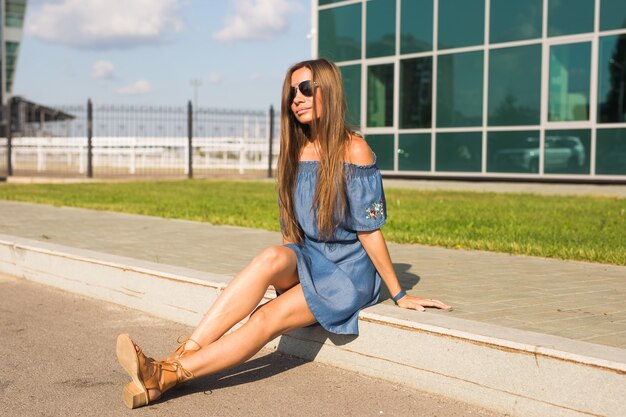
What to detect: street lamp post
<box><xmin>190</xmin><ymin>78</ymin><xmax>202</xmax><ymax>110</ymax></box>
<box><xmin>188</xmin><ymin>79</ymin><xmax>202</xmax><ymax>179</ymax></box>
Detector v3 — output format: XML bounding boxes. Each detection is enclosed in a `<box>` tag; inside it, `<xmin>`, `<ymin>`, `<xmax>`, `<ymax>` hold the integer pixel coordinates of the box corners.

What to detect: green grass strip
<box><xmin>0</xmin><ymin>180</ymin><xmax>624</xmax><ymax>265</ymax></box>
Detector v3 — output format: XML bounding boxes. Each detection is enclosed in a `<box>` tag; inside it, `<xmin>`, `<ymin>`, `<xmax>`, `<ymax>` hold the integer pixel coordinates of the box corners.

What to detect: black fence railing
<box><xmin>4</xmin><ymin>99</ymin><xmax>279</xmax><ymax>179</ymax></box>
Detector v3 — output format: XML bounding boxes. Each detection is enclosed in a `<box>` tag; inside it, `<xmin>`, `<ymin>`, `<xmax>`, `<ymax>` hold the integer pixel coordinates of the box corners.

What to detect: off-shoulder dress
<box><xmin>283</xmin><ymin>160</ymin><xmax>387</xmax><ymax>335</ymax></box>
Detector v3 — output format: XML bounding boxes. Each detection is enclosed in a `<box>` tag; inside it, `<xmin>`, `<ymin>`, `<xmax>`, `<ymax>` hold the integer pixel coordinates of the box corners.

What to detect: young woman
<box><xmin>116</xmin><ymin>58</ymin><xmax>451</xmax><ymax>409</ymax></box>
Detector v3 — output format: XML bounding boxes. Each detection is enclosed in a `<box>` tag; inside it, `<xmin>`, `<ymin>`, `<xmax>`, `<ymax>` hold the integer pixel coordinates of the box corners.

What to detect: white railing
<box><xmin>10</xmin><ymin>136</ymin><xmax>280</xmax><ymax>175</ymax></box>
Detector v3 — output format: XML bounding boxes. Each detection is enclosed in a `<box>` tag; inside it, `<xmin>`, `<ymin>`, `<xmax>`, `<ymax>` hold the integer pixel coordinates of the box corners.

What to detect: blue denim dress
<box><xmin>284</xmin><ymin>160</ymin><xmax>387</xmax><ymax>335</ymax></box>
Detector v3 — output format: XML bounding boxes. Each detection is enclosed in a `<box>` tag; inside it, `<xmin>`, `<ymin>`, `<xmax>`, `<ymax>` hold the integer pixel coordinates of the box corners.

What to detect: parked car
<box><xmin>492</xmin><ymin>135</ymin><xmax>586</xmax><ymax>173</ymax></box>
<box><xmin>544</xmin><ymin>136</ymin><xmax>587</xmax><ymax>172</ymax></box>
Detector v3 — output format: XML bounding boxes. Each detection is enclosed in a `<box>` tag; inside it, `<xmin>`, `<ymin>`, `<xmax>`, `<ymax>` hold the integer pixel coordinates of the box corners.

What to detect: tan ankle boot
<box><xmin>116</xmin><ymin>334</ymin><xmax>194</xmax><ymax>409</ymax></box>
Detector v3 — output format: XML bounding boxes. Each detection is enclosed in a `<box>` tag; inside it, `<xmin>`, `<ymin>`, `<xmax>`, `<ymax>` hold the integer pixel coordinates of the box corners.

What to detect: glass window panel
<box><xmin>5</xmin><ymin>42</ymin><xmax>20</xmax><ymax>93</ymax></box>
<box><xmin>340</xmin><ymin>65</ymin><xmax>361</xmax><ymax>128</ymax></box>
<box><xmin>487</xmin><ymin>131</ymin><xmax>540</xmax><ymax>173</ymax></box>
<box><xmin>401</xmin><ymin>0</ymin><xmax>433</xmax><ymax>54</ymax></box>
<box><xmin>544</xmin><ymin>129</ymin><xmax>591</xmax><ymax>174</ymax></box>
<box><xmin>600</xmin><ymin>0</ymin><xmax>626</xmax><ymax>31</ymax></box>
<box><xmin>437</xmin><ymin>51</ymin><xmax>483</xmax><ymax>127</ymax></box>
<box><xmin>548</xmin><ymin>42</ymin><xmax>591</xmax><ymax>122</ymax></box>
<box><xmin>598</xmin><ymin>35</ymin><xmax>626</xmax><ymax>123</ymax></box>
<box><xmin>548</xmin><ymin>0</ymin><xmax>594</xmax><ymax>37</ymax></box>
<box><xmin>399</xmin><ymin>134</ymin><xmax>431</xmax><ymax>171</ymax></box>
<box><xmin>400</xmin><ymin>57</ymin><xmax>432</xmax><ymax>128</ymax></box>
<box><xmin>5</xmin><ymin>0</ymin><xmax>27</xmax><ymax>28</ymax></box>
<box><xmin>319</xmin><ymin>4</ymin><xmax>362</xmax><ymax>62</ymax></box>
<box><xmin>438</xmin><ymin>0</ymin><xmax>484</xmax><ymax>50</ymax></box>
<box><xmin>596</xmin><ymin>128</ymin><xmax>626</xmax><ymax>175</ymax></box>
<box><xmin>319</xmin><ymin>0</ymin><xmax>344</xmax><ymax>5</ymax></box>
<box><xmin>366</xmin><ymin>134</ymin><xmax>395</xmax><ymax>170</ymax></box>
<box><xmin>367</xmin><ymin>64</ymin><xmax>395</xmax><ymax>127</ymax></box>
<box><xmin>435</xmin><ymin>132</ymin><xmax>482</xmax><ymax>172</ymax></box>
<box><xmin>488</xmin><ymin>45</ymin><xmax>542</xmax><ymax>126</ymax></box>
<box><xmin>367</xmin><ymin>0</ymin><xmax>396</xmax><ymax>58</ymax></box>
<box><xmin>490</xmin><ymin>0</ymin><xmax>542</xmax><ymax>44</ymax></box>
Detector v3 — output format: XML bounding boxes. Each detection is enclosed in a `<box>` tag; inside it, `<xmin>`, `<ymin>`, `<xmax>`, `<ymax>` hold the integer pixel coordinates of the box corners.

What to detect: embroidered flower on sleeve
<box><xmin>365</xmin><ymin>201</ymin><xmax>385</xmax><ymax>220</ymax></box>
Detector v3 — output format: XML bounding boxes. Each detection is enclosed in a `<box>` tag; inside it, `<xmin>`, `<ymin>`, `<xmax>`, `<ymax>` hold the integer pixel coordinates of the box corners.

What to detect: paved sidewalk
<box><xmin>0</xmin><ymin>274</ymin><xmax>505</xmax><ymax>417</ymax></box>
<box><xmin>0</xmin><ymin>200</ymin><xmax>625</xmax><ymax>349</ymax></box>
<box><xmin>383</xmin><ymin>178</ymin><xmax>626</xmax><ymax>197</ymax></box>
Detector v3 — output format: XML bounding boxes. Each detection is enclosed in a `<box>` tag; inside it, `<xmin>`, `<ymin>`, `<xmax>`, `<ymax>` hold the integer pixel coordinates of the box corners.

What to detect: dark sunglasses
<box><xmin>289</xmin><ymin>80</ymin><xmax>318</xmax><ymax>102</ymax></box>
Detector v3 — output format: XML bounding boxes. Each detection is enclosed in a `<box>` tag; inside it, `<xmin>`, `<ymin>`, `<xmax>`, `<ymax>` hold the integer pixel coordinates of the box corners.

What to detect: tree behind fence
<box><xmin>3</xmin><ymin>100</ymin><xmax>279</xmax><ymax>179</ymax></box>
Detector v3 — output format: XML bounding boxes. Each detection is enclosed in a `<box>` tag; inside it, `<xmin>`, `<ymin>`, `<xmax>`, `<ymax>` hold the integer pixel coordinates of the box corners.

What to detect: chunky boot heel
<box><xmin>123</xmin><ymin>382</ymin><xmax>148</xmax><ymax>409</ymax></box>
<box><xmin>116</xmin><ymin>333</ymin><xmax>194</xmax><ymax>409</ymax></box>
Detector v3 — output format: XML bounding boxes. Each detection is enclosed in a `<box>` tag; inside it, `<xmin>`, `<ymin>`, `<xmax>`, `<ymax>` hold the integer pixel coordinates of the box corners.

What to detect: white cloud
<box><xmin>207</xmin><ymin>72</ymin><xmax>222</xmax><ymax>83</ymax></box>
<box><xmin>91</xmin><ymin>60</ymin><xmax>115</xmax><ymax>79</ymax></box>
<box><xmin>115</xmin><ymin>80</ymin><xmax>152</xmax><ymax>95</ymax></box>
<box><xmin>214</xmin><ymin>0</ymin><xmax>301</xmax><ymax>42</ymax></box>
<box><xmin>25</xmin><ymin>0</ymin><xmax>184</xmax><ymax>49</ymax></box>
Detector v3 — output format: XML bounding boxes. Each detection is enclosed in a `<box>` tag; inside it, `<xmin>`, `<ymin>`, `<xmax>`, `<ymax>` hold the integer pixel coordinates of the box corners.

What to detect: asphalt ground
<box><xmin>0</xmin><ymin>273</ymin><xmax>507</xmax><ymax>417</ymax></box>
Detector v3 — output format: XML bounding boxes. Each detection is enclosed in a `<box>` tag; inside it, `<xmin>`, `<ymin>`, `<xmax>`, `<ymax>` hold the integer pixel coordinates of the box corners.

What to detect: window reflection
<box><xmin>596</xmin><ymin>128</ymin><xmax>626</xmax><ymax>175</ymax></box>
<box><xmin>548</xmin><ymin>42</ymin><xmax>591</xmax><ymax>122</ymax></box>
<box><xmin>598</xmin><ymin>35</ymin><xmax>626</xmax><ymax>123</ymax></box>
<box><xmin>367</xmin><ymin>0</ymin><xmax>396</xmax><ymax>58</ymax></box>
<box><xmin>366</xmin><ymin>134</ymin><xmax>395</xmax><ymax>170</ymax></box>
<box><xmin>436</xmin><ymin>132</ymin><xmax>482</xmax><ymax>172</ymax></box>
<box><xmin>400</xmin><ymin>57</ymin><xmax>432</xmax><ymax>128</ymax></box>
<box><xmin>488</xmin><ymin>45</ymin><xmax>542</xmax><ymax>126</ymax></box>
<box><xmin>490</xmin><ymin>0</ymin><xmax>542</xmax><ymax>44</ymax></box>
<box><xmin>544</xmin><ymin>131</ymin><xmax>590</xmax><ymax>174</ymax></box>
<box><xmin>488</xmin><ymin>131</ymin><xmax>591</xmax><ymax>174</ymax></box>
<box><xmin>438</xmin><ymin>0</ymin><xmax>484</xmax><ymax>50</ymax></box>
<box><xmin>319</xmin><ymin>4</ymin><xmax>362</xmax><ymax>62</ymax></box>
<box><xmin>488</xmin><ymin>131</ymin><xmax>540</xmax><ymax>173</ymax></box>
<box><xmin>340</xmin><ymin>65</ymin><xmax>361</xmax><ymax>128</ymax></box>
<box><xmin>437</xmin><ymin>51</ymin><xmax>483</xmax><ymax>127</ymax></box>
<box><xmin>401</xmin><ymin>0</ymin><xmax>433</xmax><ymax>54</ymax></box>
<box><xmin>600</xmin><ymin>0</ymin><xmax>626</xmax><ymax>31</ymax></box>
<box><xmin>548</xmin><ymin>0</ymin><xmax>594</xmax><ymax>37</ymax></box>
<box><xmin>367</xmin><ymin>64</ymin><xmax>395</xmax><ymax>127</ymax></box>
<box><xmin>399</xmin><ymin>134</ymin><xmax>431</xmax><ymax>171</ymax></box>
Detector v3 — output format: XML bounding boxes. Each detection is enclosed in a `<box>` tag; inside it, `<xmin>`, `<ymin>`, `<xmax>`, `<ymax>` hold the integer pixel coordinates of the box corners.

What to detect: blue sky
<box><xmin>14</xmin><ymin>0</ymin><xmax>312</xmax><ymax>110</ymax></box>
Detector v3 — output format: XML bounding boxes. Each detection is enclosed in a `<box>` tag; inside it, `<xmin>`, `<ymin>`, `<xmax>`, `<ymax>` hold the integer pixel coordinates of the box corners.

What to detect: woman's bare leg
<box><xmin>180</xmin><ymin>283</ymin><xmax>316</xmax><ymax>378</ymax></box>
<box><xmin>135</xmin><ymin>283</ymin><xmax>315</xmax><ymax>401</ymax></box>
<box><xmin>183</xmin><ymin>246</ymin><xmax>300</xmax><ymax>351</ymax></box>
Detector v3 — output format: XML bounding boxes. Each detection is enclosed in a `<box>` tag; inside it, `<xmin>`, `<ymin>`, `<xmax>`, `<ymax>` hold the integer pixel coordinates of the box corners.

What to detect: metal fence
<box><xmin>0</xmin><ymin>137</ymin><xmax>7</xmax><ymax>178</ymax></box>
<box><xmin>4</xmin><ymin>100</ymin><xmax>279</xmax><ymax>179</ymax></box>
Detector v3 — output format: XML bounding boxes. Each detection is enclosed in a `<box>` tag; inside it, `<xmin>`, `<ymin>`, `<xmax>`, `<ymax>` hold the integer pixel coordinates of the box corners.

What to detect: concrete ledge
<box><xmin>1</xmin><ymin>234</ymin><xmax>624</xmax><ymax>417</ymax></box>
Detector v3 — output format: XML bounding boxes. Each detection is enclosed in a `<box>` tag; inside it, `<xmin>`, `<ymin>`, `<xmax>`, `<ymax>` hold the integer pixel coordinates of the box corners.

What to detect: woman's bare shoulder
<box><xmin>346</xmin><ymin>134</ymin><xmax>375</xmax><ymax>165</ymax></box>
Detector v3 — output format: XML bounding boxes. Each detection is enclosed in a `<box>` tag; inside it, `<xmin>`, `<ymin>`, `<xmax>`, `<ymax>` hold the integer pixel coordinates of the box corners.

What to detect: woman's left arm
<box><xmin>357</xmin><ymin>229</ymin><xmax>452</xmax><ymax>312</ymax></box>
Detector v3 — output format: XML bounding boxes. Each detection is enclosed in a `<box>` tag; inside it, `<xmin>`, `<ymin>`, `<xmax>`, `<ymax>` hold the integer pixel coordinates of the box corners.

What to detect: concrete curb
<box><xmin>1</xmin><ymin>234</ymin><xmax>624</xmax><ymax>417</ymax></box>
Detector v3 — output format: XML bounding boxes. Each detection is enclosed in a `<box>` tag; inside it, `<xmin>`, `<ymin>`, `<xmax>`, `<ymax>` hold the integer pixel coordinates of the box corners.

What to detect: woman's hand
<box><xmin>396</xmin><ymin>295</ymin><xmax>452</xmax><ymax>312</ymax></box>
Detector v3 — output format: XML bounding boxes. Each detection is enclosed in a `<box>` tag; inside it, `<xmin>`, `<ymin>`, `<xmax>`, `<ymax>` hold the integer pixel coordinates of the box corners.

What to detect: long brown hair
<box><xmin>278</xmin><ymin>59</ymin><xmax>352</xmax><ymax>244</ymax></box>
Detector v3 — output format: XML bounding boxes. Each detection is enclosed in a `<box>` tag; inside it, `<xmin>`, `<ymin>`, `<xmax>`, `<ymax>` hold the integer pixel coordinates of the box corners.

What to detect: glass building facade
<box><xmin>1</xmin><ymin>0</ymin><xmax>27</xmax><ymax>104</ymax></box>
<box><xmin>315</xmin><ymin>0</ymin><xmax>626</xmax><ymax>180</ymax></box>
